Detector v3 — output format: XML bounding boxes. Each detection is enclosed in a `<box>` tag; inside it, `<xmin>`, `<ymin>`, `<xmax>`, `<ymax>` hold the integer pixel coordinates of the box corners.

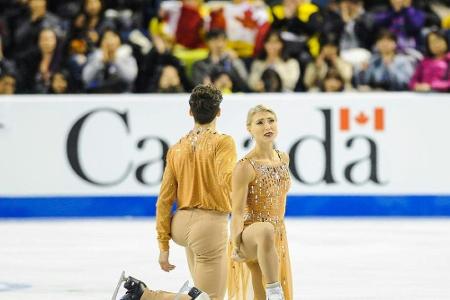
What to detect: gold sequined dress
<box><xmin>228</xmin><ymin>152</ymin><xmax>293</xmax><ymax>300</ymax></box>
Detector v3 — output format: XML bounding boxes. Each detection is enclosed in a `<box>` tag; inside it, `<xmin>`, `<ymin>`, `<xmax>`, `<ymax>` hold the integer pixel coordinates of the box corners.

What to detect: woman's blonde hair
<box><xmin>246</xmin><ymin>104</ymin><xmax>277</xmax><ymax>127</ymax></box>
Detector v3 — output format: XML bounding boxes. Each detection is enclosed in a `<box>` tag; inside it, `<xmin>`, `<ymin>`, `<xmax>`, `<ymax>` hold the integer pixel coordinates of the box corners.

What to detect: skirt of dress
<box><xmin>227</xmin><ymin>221</ymin><xmax>293</xmax><ymax>300</ymax></box>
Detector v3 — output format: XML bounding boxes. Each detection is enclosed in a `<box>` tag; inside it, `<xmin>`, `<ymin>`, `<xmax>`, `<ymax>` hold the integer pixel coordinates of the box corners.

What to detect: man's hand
<box><xmin>159</xmin><ymin>250</ymin><xmax>176</xmax><ymax>272</ymax></box>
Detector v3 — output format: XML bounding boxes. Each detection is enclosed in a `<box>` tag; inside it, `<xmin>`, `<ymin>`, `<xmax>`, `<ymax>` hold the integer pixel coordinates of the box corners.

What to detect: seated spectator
<box><xmin>0</xmin><ymin>37</ymin><xmax>18</xmax><ymax>88</ymax></box>
<box><xmin>13</xmin><ymin>0</ymin><xmax>64</xmax><ymax>58</ymax></box>
<box><xmin>260</xmin><ymin>68</ymin><xmax>283</xmax><ymax>92</ymax></box>
<box><xmin>191</xmin><ymin>29</ymin><xmax>249</xmax><ymax>92</ymax></box>
<box><xmin>409</xmin><ymin>30</ymin><xmax>450</xmax><ymax>92</ymax></box>
<box><xmin>82</xmin><ymin>28</ymin><xmax>137</xmax><ymax>93</ymax></box>
<box><xmin>355</xmin><ymin>30</ymin><xmax>415</xmax><ymax>91</ymax></box>
<box><xmin>69</xmin><ymin>0</ymin><xmax>116</xmax><ymax>54</ymax></box>
<box><xmin>321</xmin><ymin>68</ymin><xmax>345</xmax><ymax>92</ymax></box>
<box><xmin>0</xmin><ymin>72</ymin><xmax>16</xmax><ymax>95</ymax></box>
<box><xmin>248</xmin><ymin>30</ymin><xmax>300</xmax><ymax>92</ymax></box>
<box><xmin>372</xmin><ymin>0</ymin><xmax>425</xmax><ymax>51</ymax></box>
<box><xmin>338</xmin><ymin>0</ymin><xmax>370</xmax><ymax>51</ymax></box>
<box><xmin>153</xmin><ymin>64</ymin><xmax>185</xmax><ymax>93</ymax></box>
<box><xmin>304</xmin><ymin>35</ymin><xmax>352</xmax><ymax>91</ymax></box>
<box><xmin>49</xmin><ymin>70</ymin><xmax>72</xmax><ymax>94</ymax></box>
<box><xmin>337</xmin><ymin>0</ymin><xmax>372</xmax><ymax>68</ymax></box>
<box><xmin>17</xmin><ymin>27</ymin><xmax>63</xmax><ymax>93</ymax></box>
<box><xmin>268</xmin><ymin>0</ymin><xmax>320</xmax><ymax>60</ymax></box>
<box><xmin>135</xmin><ymin>33</ymin><xmax>192</xmax><ymax>93</ymax></box>
<box><xmin>210</xmin><ymin>68</ymin><xmax>234</xmax><ymax>94</ymax></box>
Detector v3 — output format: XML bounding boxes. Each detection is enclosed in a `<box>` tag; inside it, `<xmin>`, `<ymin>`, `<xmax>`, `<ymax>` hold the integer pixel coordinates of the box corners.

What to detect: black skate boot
<box><xmin>120</xmin><ymin>276</ymin><xmax>147</xmax><ymax>300</ymax></box>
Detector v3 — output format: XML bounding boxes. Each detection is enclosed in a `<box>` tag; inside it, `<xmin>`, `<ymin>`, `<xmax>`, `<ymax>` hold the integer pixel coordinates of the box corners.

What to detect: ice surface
<box><xmin>0</xmin><ymin>218</ymin><xmax>449</xmax><ymax>300</ymax></box>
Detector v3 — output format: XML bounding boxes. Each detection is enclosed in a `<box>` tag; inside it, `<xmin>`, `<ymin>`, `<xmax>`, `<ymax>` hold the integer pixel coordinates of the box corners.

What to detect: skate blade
<box><xmin>174</xmin><ymin>280</ymin><xmax>190</xmax><ymax>300</ymax></box>
<box><xmin>111</xmin><ymin>271</ymin><xmax>128</xmax><ymax>300</ymax></box>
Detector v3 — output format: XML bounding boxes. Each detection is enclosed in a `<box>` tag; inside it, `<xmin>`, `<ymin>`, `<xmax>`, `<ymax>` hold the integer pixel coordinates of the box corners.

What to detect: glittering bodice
<box><xmin>243</xmin><ymin>158</ymin><xmax>291</xmax><ymax>227</ymax></box>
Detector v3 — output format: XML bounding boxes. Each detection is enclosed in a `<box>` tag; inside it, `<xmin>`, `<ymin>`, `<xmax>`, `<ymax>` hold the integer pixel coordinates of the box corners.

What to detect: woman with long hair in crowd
<box><xmin>409</xmin><ymin>30</ymin><xmax>450</xmax><ymax>92</ymax></box>
<box><xmin>248</xmin><ymin>30</ymin><xmax>300</xmax><ymax>92</ymax></box>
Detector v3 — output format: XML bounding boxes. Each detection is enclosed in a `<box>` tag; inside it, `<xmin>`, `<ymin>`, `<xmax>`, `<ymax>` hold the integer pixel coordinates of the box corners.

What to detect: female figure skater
<box><xmin>228</xmin><ymin>105</ymin><xmax>292</xmax><ymax>300</ymax></box>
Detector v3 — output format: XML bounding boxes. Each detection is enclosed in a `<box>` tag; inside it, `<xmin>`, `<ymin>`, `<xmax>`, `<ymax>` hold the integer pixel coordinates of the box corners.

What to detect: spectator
<box><xmin>268</xmin><ymin>0</ymin><xmax>320</xmax><ymax>60</ymax></box>
<box><xmin>49</xmin><ymin>70</ymin><xmax>72</xmax><ymax>94</ymax></box>
<box><xmin>338</xmin><ymin>0</ymin><xmax>370</xmax><ymax>51</ymax></box>
<box><xmin>248</xmin><ymin>30</ymin><xmax>300</xmax><ymax>92</ymax></box>
<box><xmin>309</xmin><ymin>0</ymin><xmax>344</xmax><ymax>57</ymax></box>
<box><xmin>153</xmin><ymin>64</ymin><xmax>185</xmax><ymax>93</ymax></box>
<box><xmin>260</xmin><ymin>68</ymin><xmax>283</xmax><ymax>92</ymax></box>
<box><xmin>0</xmin><ymin>72</ymin><xmax>16</xmax><ymax>95</ymax></box>
<box><xmin>409</xmin><ymin>30</ymin><xmax>450</xmax><ymax>92</ymax></box>
<box><xmin>210</xmin><ymin>68</ymin><xmax>234</xmax><ymax>94</ymax></box>
<box><xmin>304</xmin><ymin>34</ymin><xmax>353</xmax><ymax>91</ymax></box>
<box><xmin>372</xmin><ymin>0</ymin><xmax>425</xmax><ymax>50</ymax></box>
<box><xmin>17</xmin><ymin>27</ymin><xmax>63</xmax><ymax>93</ymax></box>
<box><xmin>82</xmin><ymin>28</ymin><xmax>137</xmax><ymax>93</ymax></box>
<box><xmin>321</xmin><ymin>68</ymin><xmax>345</xmax><ymax>92</ymax></box>
<box><xmin>355</xmin><ymin>30</ymin><xmax>415</xmax><ymax>91</ymax></box>
<box><xmin>69</xmin><ymin>0</ymin><xmax>116</xmax><ymax>54</ymax></box>
<box><xmin>13</xmin><ymin>0</ymin><xmax>64</xmax><ymax>58</ymax></box>
<box><xmin>135</xmin><ymin>33</ymin><xmax>192</xmax><ymax>93</ymax></box>
<box><xmin>0</xmin><ymin>37</ymin><xmax>18</xmax><ymax>88</ymax></box>
<box><xmin>191</xmin><ymin>29</ymin><xmax>249</xmax><ymax>92</ymax></box>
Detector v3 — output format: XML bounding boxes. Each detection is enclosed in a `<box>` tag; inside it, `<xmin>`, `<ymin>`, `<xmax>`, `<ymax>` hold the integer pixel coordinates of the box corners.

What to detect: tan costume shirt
<box><xmin>156</xmin><ymin>128</ymin><xmax>237</xmax><ymax>251</ymax></box>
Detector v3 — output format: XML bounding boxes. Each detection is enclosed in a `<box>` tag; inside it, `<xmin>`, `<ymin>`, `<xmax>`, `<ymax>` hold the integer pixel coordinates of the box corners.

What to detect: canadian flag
<box><xmin>340</xmin><ymin>107</ymin><xmax>385</xmax><ymax>131</ymax></box>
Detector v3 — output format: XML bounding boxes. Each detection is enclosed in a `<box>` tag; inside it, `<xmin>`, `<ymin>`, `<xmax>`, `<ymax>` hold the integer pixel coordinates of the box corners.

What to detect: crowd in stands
<box><xmin>0</xmin><ymin>0</ymin><xmax>450</xmax><ymax>95</ymax></box>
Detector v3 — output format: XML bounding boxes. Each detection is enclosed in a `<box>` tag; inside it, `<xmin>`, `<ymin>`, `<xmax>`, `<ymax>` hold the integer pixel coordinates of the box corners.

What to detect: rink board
<box><xmin>1</xmin><ymin>93</ymin><xmax>450</xmax><ymax>217</ymax></box>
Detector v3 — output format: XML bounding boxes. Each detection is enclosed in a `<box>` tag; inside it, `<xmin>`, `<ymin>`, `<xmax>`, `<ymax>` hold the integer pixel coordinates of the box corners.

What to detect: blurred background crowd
<box><xmin>0</xmin><ymin>0</ymin><xmax>449</xmax><ymax>95</ymax></box>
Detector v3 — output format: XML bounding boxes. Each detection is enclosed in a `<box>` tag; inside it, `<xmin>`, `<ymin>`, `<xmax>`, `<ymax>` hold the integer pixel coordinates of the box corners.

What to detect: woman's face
<box><xmin>29</xmin><ymin>0</ymin><xmax>46</xmax><ymax>14</ymax></box>
<box><xmin>324</xmin><ymin>77</ymin><xmax>343</xmax><ymax>92</ymax></box>
<box><xmin>428</xmin><ymin>34</ymin><xmax>448</xmax><ymax>57</ymax></box>
<box><xmin>248</xmin><ymin>111</ymin><xmax>278</xmax><ymax>144</ymax></box>
<box><xmin>85</xmin><ymin>0</ymin><xmax>102</xmax><ymax>16</ymax></box>
<box><xmin>38</xmin><ymin>29</ymin><xmax>57</xmax><ymax>54</ymax></box>
<box><xmin>51</xmin><ymin>73</ymin><xmax>68</xmax><ymax>93</ymax></box>
<box><xmin>264</xmin><ymin>34</ymin><xmax>283</xmax><ymax>58</ymax></box>
<box><xmin>376</xmin><ymin>37</ymin><xmax>396</xmax><ymax>55</ymax></box>
<box><xmin>101</xmin><ymin>31</ymin><xmax>121</xmax><ymax>52</ymax></box>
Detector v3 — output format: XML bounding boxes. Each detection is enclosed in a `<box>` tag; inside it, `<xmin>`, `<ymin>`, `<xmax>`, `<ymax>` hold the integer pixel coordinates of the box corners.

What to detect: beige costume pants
<box><xmin>171</xmin><ymin>208</ymin><xmax>228</xmax><ymax>300</ymax></box>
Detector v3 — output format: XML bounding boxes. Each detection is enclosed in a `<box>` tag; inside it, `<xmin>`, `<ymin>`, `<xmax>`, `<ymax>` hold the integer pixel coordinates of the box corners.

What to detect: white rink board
<box><xmin>1</xmin><ymin>92</ymin><xmax>450</xmax><ymax>196</ymax></box>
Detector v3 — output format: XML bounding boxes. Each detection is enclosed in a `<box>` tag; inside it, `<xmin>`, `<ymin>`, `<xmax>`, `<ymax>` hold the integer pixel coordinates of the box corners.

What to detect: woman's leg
<box><xmin>240</xmin><ymin>222</ymin><xmax>279</xmax><ymax>284</ymax></box>
<box><xmin>245</xmin><ymin>261</ymin><xmax>265</xmax><ymax>300</ymax></box>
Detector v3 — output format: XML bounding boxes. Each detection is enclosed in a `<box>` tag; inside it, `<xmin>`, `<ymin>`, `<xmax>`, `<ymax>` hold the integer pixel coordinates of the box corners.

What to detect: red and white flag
<box><xmin>340</xmin><ymin>107</ymin><xmax>384</xmax><ymax>131</ymax></box>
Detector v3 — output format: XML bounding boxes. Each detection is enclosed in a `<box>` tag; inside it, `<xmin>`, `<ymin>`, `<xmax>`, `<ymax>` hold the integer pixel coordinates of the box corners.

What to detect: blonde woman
<box><xmin>228</xmin><ymin>105</ymin><xmax>292</xmax><ymax>300</ymax></box>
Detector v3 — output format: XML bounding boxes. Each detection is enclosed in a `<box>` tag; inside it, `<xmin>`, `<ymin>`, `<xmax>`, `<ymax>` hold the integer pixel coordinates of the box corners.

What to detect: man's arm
<box><xmin>155</xmin><ymin>149</ymin><xmax>177</xmax><ymax>252</ymax></box>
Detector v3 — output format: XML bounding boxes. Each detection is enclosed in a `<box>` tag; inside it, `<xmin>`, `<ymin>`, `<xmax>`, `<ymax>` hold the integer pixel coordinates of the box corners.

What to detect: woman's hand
<box><xmin>159</xmin><ymin>250</ymin><xmax>176</xmax><ymax>272</ymax></box>
<box><xmin>231</xmin><ymin>247</ymin><xmax>246</xmax><ymax>262</ymax></box>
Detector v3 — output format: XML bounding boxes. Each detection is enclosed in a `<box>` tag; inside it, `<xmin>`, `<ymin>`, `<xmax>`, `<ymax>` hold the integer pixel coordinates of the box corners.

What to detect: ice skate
<box><xmin>265</xmin><ymin>282</ymin><xmax>284</xmax><ymax>300</ymax></box>
<box><xmin>175</xmin><ymin>281</ymin><xmax>210</xmax><ymax>300</ymax></box>
<box><xmin>111</xmin><ymin>271</ymin><xmax>147</xmax><ymax>300</ymax></box>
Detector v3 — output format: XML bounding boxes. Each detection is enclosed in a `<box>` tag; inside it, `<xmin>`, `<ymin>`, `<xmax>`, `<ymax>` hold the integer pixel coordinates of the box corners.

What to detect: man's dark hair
<box><xmin>189</xmin><ymin>84</ymin><xmax>223</xmax><ymax>124</ymax></box>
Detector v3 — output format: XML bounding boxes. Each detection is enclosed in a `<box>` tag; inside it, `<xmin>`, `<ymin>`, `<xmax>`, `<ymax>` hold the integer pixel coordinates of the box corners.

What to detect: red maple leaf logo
<box><xmin>234</xmin><ymin>9</ymin><xmax>259</xmax><ymax>29</ymax></box>
<box><xmin>355</xmin><ymin>112</ymin><xmax>369</xmax><ymax>125</ymax></box>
